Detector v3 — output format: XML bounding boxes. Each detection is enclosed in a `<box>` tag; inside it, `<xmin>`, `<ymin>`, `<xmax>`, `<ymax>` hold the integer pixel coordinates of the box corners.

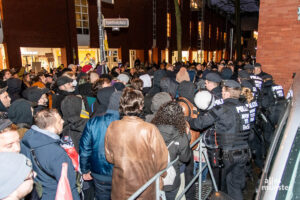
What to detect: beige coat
<box><xmin>105</xmin><ymin>116</ymin><xmax>168</xmax><ymax>200</ymax></box>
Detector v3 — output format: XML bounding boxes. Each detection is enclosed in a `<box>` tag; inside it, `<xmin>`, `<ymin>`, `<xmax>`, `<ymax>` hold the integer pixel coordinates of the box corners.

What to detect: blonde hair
<box><xmin>241</xmin><ymin>87</ymin><xmax>254</xmax><ymax>103</ymax></box>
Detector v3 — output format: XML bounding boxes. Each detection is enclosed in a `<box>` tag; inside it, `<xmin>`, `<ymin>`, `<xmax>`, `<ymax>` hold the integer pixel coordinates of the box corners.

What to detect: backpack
<box><xmin>177</xmin><ymin>97</ymin><xmax>200</xmax><ymax>150</ymax></box>
<box><xmin>162</xmin><ymin>141</ymin><xmax>177</xmax><ymax>186</ymax></box>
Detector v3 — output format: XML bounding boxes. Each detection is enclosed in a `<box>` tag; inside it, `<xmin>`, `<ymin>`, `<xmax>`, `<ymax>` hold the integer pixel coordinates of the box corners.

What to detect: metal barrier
<box><xmin>128</xmin><ymin>136</ymin><xmax>218</xmax><ymax>200</ymax></box>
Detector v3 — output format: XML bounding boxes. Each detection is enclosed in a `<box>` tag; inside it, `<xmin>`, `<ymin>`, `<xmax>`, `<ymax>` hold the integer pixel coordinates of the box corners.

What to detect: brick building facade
<box><xmin>0</xmin><ymin>0</ymin><xmax>231</xmax><ymax>69</ymax></box>
<box><xmin>257</xmin><ymin>0</ymin><xmax>300</xmax><ymax>92</ymax></box>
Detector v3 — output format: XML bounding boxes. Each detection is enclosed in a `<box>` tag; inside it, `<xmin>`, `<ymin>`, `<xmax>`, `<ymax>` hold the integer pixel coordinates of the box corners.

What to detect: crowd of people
<box><xmin>0</xmin><ymin>58</ymin><xmax>286</xmax><ymax>200</ymax></box>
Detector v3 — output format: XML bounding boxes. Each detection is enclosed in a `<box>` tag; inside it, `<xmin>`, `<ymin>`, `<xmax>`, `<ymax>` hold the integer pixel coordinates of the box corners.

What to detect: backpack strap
<box><xmin>23</xmin><ymin>142</ymin><xmax>56</xmax><ymax>180</ymax></box>
<box><xmin>167</xmin><ymin>141</ymin><xmax>175</xmax><ymax>149</ymax></box>
<box><xmin>177</xmin><ymin>98</ymin><xmax>192</xmax><ymax>117</ymax></box>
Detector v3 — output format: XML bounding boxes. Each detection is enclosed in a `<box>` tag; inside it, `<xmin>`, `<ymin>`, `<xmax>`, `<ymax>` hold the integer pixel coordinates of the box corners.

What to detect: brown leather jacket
<box><xmin>178</xmin><ymin>97</ymin><xmax>200</xmax><ymax>150</ymax></box>
<box><xmin>105</xmin><ymin>116</ymin><xmax>168</xmax><ymax>200</ymax></box>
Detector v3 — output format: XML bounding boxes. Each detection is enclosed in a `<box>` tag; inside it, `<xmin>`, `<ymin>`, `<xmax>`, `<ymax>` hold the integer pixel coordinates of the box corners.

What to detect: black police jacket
<box><xmin>211</xmin><ymin>86</ymin><xmax>224</xmax><ymax>106</ymax></box>
<box><xmin>189</xmin><ymin>98</ymin><xmax>250</xmax><ymax>150</ymax></box>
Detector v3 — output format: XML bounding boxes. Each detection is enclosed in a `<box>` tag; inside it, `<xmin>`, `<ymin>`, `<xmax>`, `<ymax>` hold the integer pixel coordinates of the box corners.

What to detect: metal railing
<box><xmin>128</xmin><ymin>135</ymin><xmax>218</xmax><ymax>200</ymax></box>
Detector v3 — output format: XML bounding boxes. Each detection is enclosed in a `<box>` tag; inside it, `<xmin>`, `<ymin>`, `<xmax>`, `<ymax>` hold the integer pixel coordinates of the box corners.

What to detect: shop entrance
<box><xmin>20</xmin><ymin>47</ymin><xmax>62</xmax><ymax>72</ymax></box>
<box><xmin>0</xmin><ymin>44</ymin><xmax>7</xmax><ymax>70</ymax></box>
<box><xmin>129</xmin><ymin>50</ymin><xmax>136</xmax><ymax>68</ymax></box>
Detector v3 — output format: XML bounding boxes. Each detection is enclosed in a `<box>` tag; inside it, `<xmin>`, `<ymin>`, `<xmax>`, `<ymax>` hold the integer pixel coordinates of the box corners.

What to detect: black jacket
<box><xmin>189</xmin><ymin>98</ymin><xmax>251</xmax><ymax>150</ymax></box>
<box><xmin>52</xmin><ymin>89</ymin><xmax>74</xmax><ymax>114</ymax></box>
<box><xmin>156</xmin><ymin>125</ymin><xmax>191</xmax><ymax>191</ymax></box>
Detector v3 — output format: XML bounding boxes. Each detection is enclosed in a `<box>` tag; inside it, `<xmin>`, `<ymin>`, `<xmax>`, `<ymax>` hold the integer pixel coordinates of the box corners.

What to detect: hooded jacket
<box><xmin>105</xmin><ymin>116</ymin><xmax>168</xmax><ymax>200</ymax></box>
<box><xmin>160</xmin><ymin>77</ymin><xmax>178</xmax><ymax>98</ymax></box>
<box><xmin>80</xmin><ymin>91</ymin><xmax>121</xmax><ymax>181</ymax></box>
<box><xmin>178</xmin><ymin>81</ymin><xmax>195</xmax><ymax>104</ymax></box>
<box><xmin>80</xmin><ymin>110</ymin><xmax>119</xmax><ymax>181</ymax></box>
<box><xmin>145</xmin><ymin>92</ymin><xmax>172</xmax><ymax>122</ymax></box>
<box><xmin>8</xmin><ymin>99</ymin><xmax>33</xmax><ymax>126</ymax></box>
<box><xmin>7</xmin><ymin>78</ymin><xmax>22</xmax><ymax>102</ymax></box>
<box><xmin>52</xmin><ymin>89</ymin><xmax>74</xmax><ymax>114</ymax></box>
<box><xmin>156</xmin><ymin>125</ymin><xmax>191</xmax><ymax>191</ymax></box>
<box><xmin>21</xmin><ymin>126</ymin><xmax>80</xmax><ymax>200</ymax></box>
<box><xmin>61</xmin><ymin>95</ymin><xmax>88</xmax><ymax>152</ymax></box>
<box><xmin>91</xmin><ymin>86</ymin><xmax>115</xmax><ymax>118</ymax></box>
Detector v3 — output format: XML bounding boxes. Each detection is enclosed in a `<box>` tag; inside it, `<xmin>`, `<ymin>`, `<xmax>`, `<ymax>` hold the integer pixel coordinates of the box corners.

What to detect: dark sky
<box><xmin>209</xmin><ymin>0</ymin><xmax>259</xmax><ymax>14</ymax></box>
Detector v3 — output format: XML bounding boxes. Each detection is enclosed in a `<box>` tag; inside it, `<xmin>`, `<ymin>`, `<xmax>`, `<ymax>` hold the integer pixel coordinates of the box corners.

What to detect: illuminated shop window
<box><xmin>253</xmin><ymin>31</ymin><xmax>258</xmax><ymax>40</ymax></box>
<box><xmin>75</xmin><ymin>0</ymin><xmax>89</xmax><ymax>35</ymax></box>
<box><xmin>167</xmin><ymin>13</ymin><xmax>171</xmax><ymax>38</ymax></box>
<box><xmin>198</xmin><ymin>21</ymin><xmax>202</xmax><ymax>39</ymax></box>
<box><xmin>190</xmin><ymin>0</ymin><xmax>202</xmax><ymax>10</ymax></box>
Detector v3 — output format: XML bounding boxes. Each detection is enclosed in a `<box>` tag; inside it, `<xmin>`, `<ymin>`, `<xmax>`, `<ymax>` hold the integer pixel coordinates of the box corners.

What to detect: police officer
<box><xmin>238</xmin><ymin>70</ymin><xmax>259</xmax><ymax>101</ymax></box>
<box><xmin>259</xmin><ymin>74</ymin><xmax>285</xmax><ymax>148</ymax></box>
<box><xmin>244</xmin><ymin>64</ymin><xmax>263</xmax><ymax>91</ymax></box>
<box><xmin>205</xmin><ymin>72</ymin><xmax>224</xmax><ymax>106</ymax></box>
<box><xmin>241</xmin><ymin>80</ymin><xmax>265</xmax><ymax>170</ymax></box>
<box><xmin>253</xmin><ymin>63</ymin><xmax>270</xmax><ymax>78</ymax></box>
<box><xmin>188</xmin><ymin>80</ymin><xmax>251</xmax><ymax>200</ymax></box>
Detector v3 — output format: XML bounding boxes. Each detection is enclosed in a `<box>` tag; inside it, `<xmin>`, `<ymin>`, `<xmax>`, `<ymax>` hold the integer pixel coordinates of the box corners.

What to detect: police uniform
<box><xmin>189</xmin><ymin>80</ymin><xmax>250</xmax><ymax>200</ymax></box>
<box><xmin>238</xmin><ymin>70</ymin><xmax>260</xmax><ymax>101</ymax></box>
<box><xmin>241</xmin><ymin>80</ymin><xmax>264</xmax><ymax>169</ymax></box>
<box><xmin>206</xmin><ymin>72</ymin><xmax>224</xmax><ymax>106</ymax></box>
<box><xmin>259</xmin><ymin>74</ymin><xmax>285</xmax><ymax>148</ymax></box>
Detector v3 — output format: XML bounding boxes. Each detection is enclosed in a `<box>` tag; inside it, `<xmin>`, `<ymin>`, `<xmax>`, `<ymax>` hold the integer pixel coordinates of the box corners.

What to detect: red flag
<box><xmin>55</xmin><ymin>163</ymin><xmax>73</xmax><ymax>200</ymax></box>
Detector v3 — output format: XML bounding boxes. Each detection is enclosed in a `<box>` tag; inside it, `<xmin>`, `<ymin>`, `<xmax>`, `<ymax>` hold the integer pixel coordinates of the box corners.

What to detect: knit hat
<box><xmin>82</xmin><ymin>65</ymin><xmax>93</xmax><ymax>73</ymax></box>
<box><xmin>0</xmin><ymin>119</ymin><xmax>13</xmax><ymax>131</ymax></box>
<box><xmin>139</xmin><ymin>74</ymin><xmax>152</xmax><ymax>88</ymax></box>
<box><xmin>61</xmin><ymin>95</ymin><xmax>82</xmax><ymax>120</ymax></box>
<box><xmin>151</xmin><ymin>92</ymin><xmax>172</xmax><ymax>113</ymax></box>
<box><xmin>56</xmin><ymin>76</ymin><xmax>73</xmax><ymax>87</ymax></box>
<box><xmin>0</xmin><ymin>152</ymin><xmax>32</xmax><ymax>199</ymax></box>
<box><xmin>22</xmin><ymin>86</ymin><xmax>49</xmax><ymax>103</ymax></box>
<box><xmin>8</xmin><ymin>99</ymin><xmax>33</xmax><ymax>125</ymax></box>
<box><xmin>117</xmin><ymin>74</ymin><xmax>130</xmax><ymax>84</ymax></box>
<box><xmin>107</xmin><ymin>91</ymin><xmax>122</xmax><ymax>111</ymax></box>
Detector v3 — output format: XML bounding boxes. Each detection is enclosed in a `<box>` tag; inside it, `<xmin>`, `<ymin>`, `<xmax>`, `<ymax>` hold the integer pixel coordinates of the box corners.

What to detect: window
<box><xmin>190</xmin><ymin>21</ymin><xmax>192</xmax><ymax>37</ymax></box>
<box><xmin>209</xmin><ymin>24</ymin><xmax>211</xmax><ymax>39</ymax></box>
<box><xmin>253</xmin><ymin>31</ymin><xmax>258</xmax><ymax>40</ymax></box>
<box><xmin>224</xmin><ymin>32</ymin><xmax>227</xmax><ymax>43</ymax></box>
<box><xmin>75</xmin><ymin>0</ymin><xmax>89</xmax><ymax>35</ymax></box>
<box><xmin>276</xmin><ymin>128</ymin><xmax>300</xmax><ymax>199</ymax></box>
<box><xmin>198</xmin><ymin>21</ymin><xmax>202</xmax><ymax>39</ymax></box>
<box><xmin>167</xmin><ymin>13</ymin><xmax>171</xmax><ymax>38</ymax></box>
<box><xmin>190</xmin><ymin>0</ymin><xmax>202</xmax><ymax>10</ymax></box>
<box><xmin>216</xmin><ymin>27</ymin><xmax>219</xmax><ymax>40</ymax></box>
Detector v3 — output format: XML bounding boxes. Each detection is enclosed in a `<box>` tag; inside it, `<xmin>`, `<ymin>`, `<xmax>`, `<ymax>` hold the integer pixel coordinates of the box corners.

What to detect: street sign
<box><xmin>102</xmin><ymin>0</ymin><xmax>114</xmax><ymax>4</ymax></box>
<box><xmin>103</xmin><ymin>18</ymin><xmax>129</xmax><ymax>28</ymax></box>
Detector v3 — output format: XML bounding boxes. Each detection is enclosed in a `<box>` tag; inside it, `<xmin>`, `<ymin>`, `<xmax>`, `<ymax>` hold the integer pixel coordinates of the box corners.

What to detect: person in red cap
<box><xmin>81</xmin><ymin>65</ymin><xmax>93</xmax><ymax>74</ymax></box>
